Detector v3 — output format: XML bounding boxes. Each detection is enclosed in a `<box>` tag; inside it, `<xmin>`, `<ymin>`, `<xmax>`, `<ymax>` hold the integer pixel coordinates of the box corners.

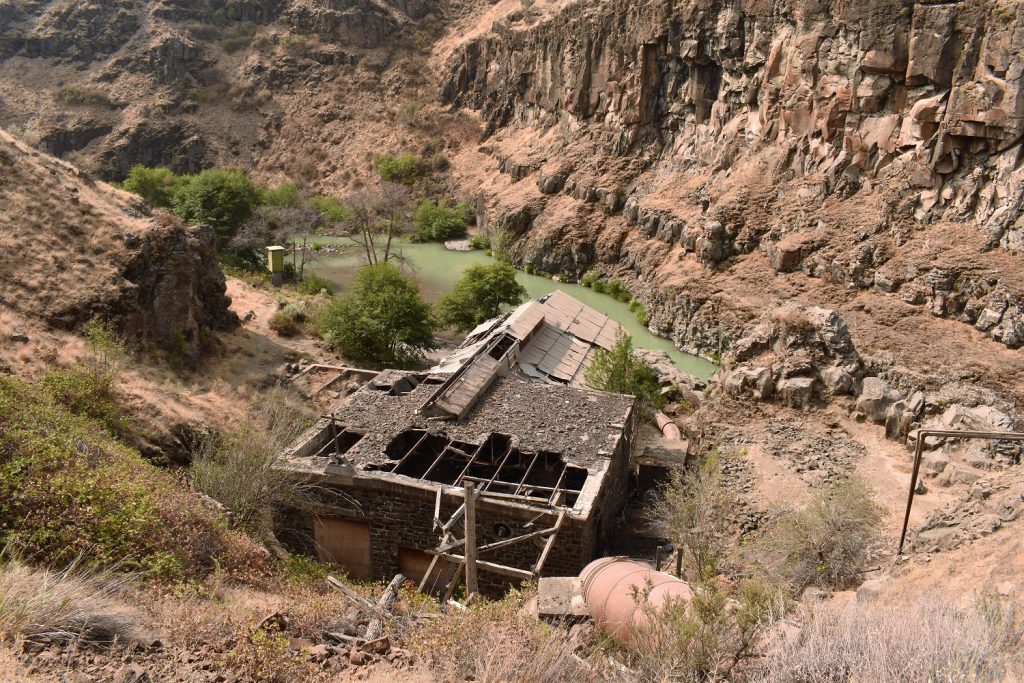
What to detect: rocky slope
<box><xmin>0</xmin><ymin>128</ymin><xmax>234</xmax><ymax>361</ymax></box>
<box><xmin>0</xmin><ymin>0</ymin><xmax>465</xmax><ymax>191</ymax></box>
<box><xmin>433</xmin><ymin>0</ymin><xmax>1024</xmax><ymax>416</ymax></box>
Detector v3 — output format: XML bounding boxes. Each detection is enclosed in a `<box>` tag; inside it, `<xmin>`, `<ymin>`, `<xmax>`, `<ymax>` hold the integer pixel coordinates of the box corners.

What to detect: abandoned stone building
<box><xmin>280</xmin><ymin>292</ymin><xmax>639</xmax><ymax>593</ymax></box>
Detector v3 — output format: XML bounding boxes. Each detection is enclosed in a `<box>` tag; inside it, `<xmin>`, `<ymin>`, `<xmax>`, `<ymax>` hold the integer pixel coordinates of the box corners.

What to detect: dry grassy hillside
<box><xmin>0</xmin><ymin>128</ymin><xmax>233</xmax><ymax>360</ymax></box>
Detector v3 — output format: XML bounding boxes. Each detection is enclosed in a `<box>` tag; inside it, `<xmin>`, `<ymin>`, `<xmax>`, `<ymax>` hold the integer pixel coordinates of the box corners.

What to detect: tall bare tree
<box><xmin>345</xmin><ymin>182</ymin><xmax>413</xmax><ymax>266</ymax></box>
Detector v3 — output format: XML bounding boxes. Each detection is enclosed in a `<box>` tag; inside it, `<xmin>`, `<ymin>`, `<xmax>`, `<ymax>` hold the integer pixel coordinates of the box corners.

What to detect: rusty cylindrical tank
<box><xmin>655</xmin><ymin>411</ymin><xmax>682</xmax><ymax>440</ymax></box>
<box><xmin>580</xmin><ymin>558</ymin><xmax>694</xmax><ymax>643</ymax></box>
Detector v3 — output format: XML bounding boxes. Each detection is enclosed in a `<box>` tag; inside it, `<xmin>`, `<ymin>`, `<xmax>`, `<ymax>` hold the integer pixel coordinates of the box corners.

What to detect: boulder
<box><xmin>777</xmin><ymin>376</ymin><xmax>815</xmax><ymax>409</ymax></box>
<box><xmin>856</xmin><ymin>377</ymin><xmax>900</xmax><ymax>424</ymax></box>
<box><xmin>723</xmin><ymin>366</ymin><xmax>773</xmax><ymax>401</ymax></box>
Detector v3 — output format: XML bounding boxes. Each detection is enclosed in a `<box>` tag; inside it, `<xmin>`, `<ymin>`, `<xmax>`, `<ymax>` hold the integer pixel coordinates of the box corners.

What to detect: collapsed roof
<box><xmin>423</xmin><ymin>290</ymin><xmax>623</xmax><ymax>419</ymax></box>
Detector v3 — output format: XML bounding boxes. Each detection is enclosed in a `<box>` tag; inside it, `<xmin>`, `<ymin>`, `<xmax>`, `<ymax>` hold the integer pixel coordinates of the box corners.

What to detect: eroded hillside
<box><xmin>0</xmin><ymin>128</ymin><xmax>233</xmax><ymax>361</ymax></box>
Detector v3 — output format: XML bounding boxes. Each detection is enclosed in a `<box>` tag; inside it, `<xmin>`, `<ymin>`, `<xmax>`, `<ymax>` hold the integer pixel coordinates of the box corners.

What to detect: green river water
<box><xmin>311</xmin><ymin>238</ymin><xmax>718</xmax><ymax>380</ymax></box>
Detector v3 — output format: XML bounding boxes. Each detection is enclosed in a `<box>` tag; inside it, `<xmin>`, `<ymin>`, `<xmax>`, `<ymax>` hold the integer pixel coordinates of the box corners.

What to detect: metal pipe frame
<box><xmin>898</xmin><ymin>429</ymin><xmax>1024</xmax><ymax>555</ymax></box>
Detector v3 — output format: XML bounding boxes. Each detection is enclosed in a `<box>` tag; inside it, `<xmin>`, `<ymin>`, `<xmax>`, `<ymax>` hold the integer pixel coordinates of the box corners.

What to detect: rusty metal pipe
<box><xmin>655</xmin><ymin>412</ymin><xmax>682</xmax><ymax>440</ymax></box>
<box><xmin>580</xmin><ymin>558</ymin><xmax>694</xmax><ymax>643</ymax></box>
<box><xmin>897</xmin><ymin>429</ymin><xmax>1024</xmax><ymax>555</ymax></box>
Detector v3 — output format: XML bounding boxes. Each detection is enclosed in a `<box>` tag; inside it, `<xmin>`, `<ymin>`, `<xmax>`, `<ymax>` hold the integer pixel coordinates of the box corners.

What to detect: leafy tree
<box><xmin>435</xmin><ymin>262</ymin><xmax>527</xmax><ymax>332</ymax></box>
<box><xmin>307</xmin><ymin>194</ymin><xmax>351</xmax><ymax>223</ymax></box>
<box><xmin>262</xmin><ymin>182</ymin><xmax>301</xmax><ymax>208</ymax></box>
<box><xmin>584</xmin><ymin>330</ymin><xmax>665</xmax><ymax>421</ymax></box>
<box><xmin>171</xmin><ymin>168</ymin><xmax>263</xmax><ymax>248</ymax></box>
<box><xmin>373</xmin><ymin>153</ymin><xmax>423</xmax><ymax>184</ymax></box>
<box><xmin>317</xmin><ymin>263</ymin><xmax>435</xmax><ymax>367</ymax></box>
<box><xmin>122</xmin><ymin>165</ymin><xmax>179</xmax><ymax>208</ymax></box>
<box><xmin>414</xmin><ymin>200</ymin><xmax>471</xmax><ymax>242</ymax></box>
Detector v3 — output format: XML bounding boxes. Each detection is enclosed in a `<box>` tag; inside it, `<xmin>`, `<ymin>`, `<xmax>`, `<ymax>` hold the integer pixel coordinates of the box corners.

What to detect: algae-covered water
<box><xmin>311</xmin><ymin>237</ymin><xmax>718</xmax><ymax>380</ymax></box>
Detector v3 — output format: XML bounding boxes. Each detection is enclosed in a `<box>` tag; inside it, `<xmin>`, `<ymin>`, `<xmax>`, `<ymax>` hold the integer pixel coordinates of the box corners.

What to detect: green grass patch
<box><xmin>0</xmin><ymin>376</ymin><xmax>255</xmax><ymax>578</ymax></box>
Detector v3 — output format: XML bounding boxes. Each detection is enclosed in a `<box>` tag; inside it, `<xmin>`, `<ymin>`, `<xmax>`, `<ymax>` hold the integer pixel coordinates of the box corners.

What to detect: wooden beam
<box><xmin>513</xmin><ymin>451</ymin><xmax>542</xmax><ymax>495</ymax></box>
<box><xmin>548</xmin><ymin>467</ymin><xmax>567</xmax><ymax>506</ymax></box>
<box><xmin>365</xmin><ymin>573</ymin><xmax>405</xmax><ymax>641</ymax></box>
<box><xmin>464</xmin><ymin>482</ymin><xmax>479</xmax><ymax>596</ymax></box>
<box><xmin>422</xmin><ymin>444</ymin><xmax>453</xmax><ymax>481</ymax></box>
<box><xmin>391</xmin><ymin>430</ymin><xmax>430</xmax><ymax>473</ymax></box>
<box><xmin>432</xmin><ymin>486</ymin><xmax>443</xmax><ymax>529</ymax></box>
<box><xmin>532</xmin><ymin>510</ymin><xmax>566</xmax><ymax>575</ymax></box>
<box><xmin>476</xmin><ymin>524</ymin><xmax>559</xmax><ymax>554</ymax></box>
<box><xmin>430</xmin><ymin>553</ymin><xmax>533</xmax><ymax>581</ymax></box>
<box><xmin>442</xmin><ymin>559</ymin><xmax>465</xmax><ymax>603</ymax></box>
<box><xmin>326</xmin><ymin>576</ymin><xmax>382</xmax><ymax>614</ymax></box>
<box><xmin>481</xmin><ymin>443</ymin><xmax>515</xmax><ymax>492</ymax></box>
<box><xmin>452</xmin><ymin>441</ymin><xmax>486</xmax><ymax>487</ymax></box>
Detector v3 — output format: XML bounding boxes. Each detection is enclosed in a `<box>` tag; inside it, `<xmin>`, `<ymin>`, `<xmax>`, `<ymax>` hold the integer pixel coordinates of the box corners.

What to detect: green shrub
<box><xmin>317</xmin><ymin>262</ymin><xmax>435</xmax><ymax>367</ymax></box>
<box><xmin>307</xmin><ymin>195</ymin><xmax>350</xmax><ymax>223</ymax></box>
<box><xmin>584</xmin><ymin>331</ymin><xmax>665</xmax><ymax>422</ymax></box>
<box><xmin>189</xmin><ymin>387</ymin><xmax>315</xmax><ymax>535</ymax></box>
<box><xmin>123</xmin><ymin>165</ymin><xmax>180</xmax><ymax>208</ymax></box>
<box><xmin>623</xmin><ymin>577</ymin><xmax>780</xmax><ymax>682</ymax></box>
<box><xmin>374</xmin><ymin>153</ymin><xmax>423</xmax><ymax>184</ymax></box>
<box><xmin>658</xmin><ymin>450</ymin><xmax>731</xmax><ymax>581</ymax></box>
<box><xmin>268</xmin><ymin>311</ymin><xmax>299</xmax><ymax>337</ymax></box>
<box><xmin>60</xmin><ymin>85</ymin><xmax>110</xmax><ymax>107</ymax></box>
<box><xmin>435</xmin><ymin>262</ymin><xmax>527</xmax><ymax>332</ymax></box>
<box><xmin>591</xmin><ymin>279</ymin><xmax>608</xmax><ymax>294</ymax></box>
<box><xmin>171</xmin><ymin>168</ymin><xmax>263</xmax><ymax>248</ymax></box>
<box><xmin>629</xmin><ymin>299</ymin><xmax>649</xmax><ymax>326</ymax></box>
<box><xmin>297</xmin><ymin>274</ymin><xmax>333</xmax><ymax>295</ymax></box>
<box><xmin>579</xmin><ymin>269</ymin><xmax>601</xmax><ymax>288</ymax></box>
<box><xmin>280</xmin><ymin>33</ymin><xmax>311</xmax><ymax>56</ymax></box>
<box><xmin>606</xmin><ymin>277</ymin><xmax>632</xmax><ymax>302</ymax></box>
<box><xmin>764</xmin><ymin>475</ymin><xmax>884</xmax><ymax>591</ymax></box>
<box><xmin>262</xmin><ymin>182</ymin><xmax>301</xmax><ymax>208</ymax></box>
<box><xmin>467</xmin><ymin>234</ymin><xmax>491</xmax><ymax>251</ymax></box>
<box><xmin>414</xmin><ymin>200</ymin><xmax>470</xmax><ymax>242</ymax></box>
<box><xmin>0</xmin><ymin>376</ymin><xmax>255</xmax><ymax>577</ymax></box>
<box><xmin>40</xmin><ymin>366</ymin><xmax>123</xmax><ymax>434</ymax></box>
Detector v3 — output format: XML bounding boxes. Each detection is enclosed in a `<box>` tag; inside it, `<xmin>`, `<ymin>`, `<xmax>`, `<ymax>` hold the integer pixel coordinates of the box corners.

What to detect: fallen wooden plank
<box><xmin>326</xmin><ymin>576</ymin><xmax>382</xmax><ymax>614</ymax></box>
<box><xmin>365</xmin><ymin>573</ymin><xmax>405</xmax><ymax>641</ymax></box>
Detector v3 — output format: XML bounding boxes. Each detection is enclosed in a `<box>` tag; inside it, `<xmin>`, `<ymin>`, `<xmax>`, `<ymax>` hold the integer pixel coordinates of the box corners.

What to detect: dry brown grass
<box><xmin>410</xmin><ymin>589</ymin><xmax>596</xmax><ymax>683</ymax></box>
<box><xmin>0</xmin><ymin>558</ymin><xmax>137</xmax><ymax>645</ymax></box>
<box><xmin>757</xmin><ymin>594</ymin><xmax>1024</xmax><ymax>683</ymax></box>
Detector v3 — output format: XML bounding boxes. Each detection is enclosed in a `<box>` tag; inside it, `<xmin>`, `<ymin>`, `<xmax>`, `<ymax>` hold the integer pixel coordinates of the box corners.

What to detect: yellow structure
<box><xmin>267</xmin><ymin>245</ymin><xmax>286</xmax><ymax>286</ymax></box>
<box><xmin>266</xmin><ymin>245</ymin><xmax>286</xmax><ymax>273</ymax></box>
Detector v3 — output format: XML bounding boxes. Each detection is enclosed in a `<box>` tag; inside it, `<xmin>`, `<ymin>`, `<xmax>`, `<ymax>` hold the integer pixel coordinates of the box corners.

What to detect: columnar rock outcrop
<box><xmin>442</xmin><ymin>0</ymin><xmax>1024</xmax><ymax>354</ymax></box>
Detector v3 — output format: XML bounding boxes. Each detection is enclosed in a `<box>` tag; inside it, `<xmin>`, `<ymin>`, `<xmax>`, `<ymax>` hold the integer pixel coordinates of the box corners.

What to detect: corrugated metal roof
<box><xmin>424</xmin><ymin>292</ymin><xmax>626</xmax><ymax>416</ymax></box>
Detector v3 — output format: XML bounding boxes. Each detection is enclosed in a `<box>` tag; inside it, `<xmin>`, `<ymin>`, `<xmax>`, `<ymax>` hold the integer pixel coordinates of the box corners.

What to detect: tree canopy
<box><xmin>122</xmin><ymin>165</ymin><xmax>179</xmax><ymax>209</ymax></box>
<box><xmin>584</xmin><ymin>331</ymin><xmax>665</xmax><ymax>420</ymax></box>
<box><xmin>435</xmin><ymin>262</ymin><xmax>527</xmax><ymax>332</ymax></box>
<box><xmin>171</xmin><ymin>168</ymin><xmax>263</xmax><ymax>248</ymax></box>
<box><xmin>317</xmin><ymin>263</ymin><xmax>435</xmax><ymax>367</ymax></box>
<box><xmin>414</xmin><ymin>200</ymin><xmax>471</xmax><ymax>242</ymax></box>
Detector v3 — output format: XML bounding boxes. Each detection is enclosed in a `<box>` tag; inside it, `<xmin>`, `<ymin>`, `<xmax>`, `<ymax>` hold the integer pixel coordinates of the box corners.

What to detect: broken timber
<box><xmin>421</xmin><ymin>486</ymin><xmax>568</xmax><ymax>598</ymax></box>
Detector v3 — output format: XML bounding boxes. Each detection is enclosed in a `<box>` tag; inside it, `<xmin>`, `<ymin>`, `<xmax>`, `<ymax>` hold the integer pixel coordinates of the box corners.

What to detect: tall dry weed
<box><xmin>0</xmin><ymin>556</ymin><xmax>136</xmax><ymax>645</ymax></box>
<box><xmin>757</xmin><ymin>593</ymin><xmax>1024</xmax><ymax>682</ymax></box>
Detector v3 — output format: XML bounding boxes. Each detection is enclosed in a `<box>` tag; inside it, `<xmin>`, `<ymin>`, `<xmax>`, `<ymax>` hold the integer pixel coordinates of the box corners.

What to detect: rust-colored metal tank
<box><xmin>655</xmin><ymin>412</ymin><xmax>682</xmax><ymax>440</ymax></box>
<box><xmin>580</xmin><ymin>558</ymin><xmax>694</xmax><ymax>643</ymax></box>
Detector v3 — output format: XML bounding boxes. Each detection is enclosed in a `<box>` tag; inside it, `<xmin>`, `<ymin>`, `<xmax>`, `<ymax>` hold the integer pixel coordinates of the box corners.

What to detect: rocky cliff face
<box><xmin>0</xmin><ymin>0</ymin><xmax>442</xmax><ymax>183</ymax></box>
<box><xmin>0</xmin><ymin>129</ymin><xmax>234</xmax><ymax>363</ymax></box>
<box><xmin>441</xmin><ymin>0</ymin><xmax>1024</xmax><ymax>359</ymax></box>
